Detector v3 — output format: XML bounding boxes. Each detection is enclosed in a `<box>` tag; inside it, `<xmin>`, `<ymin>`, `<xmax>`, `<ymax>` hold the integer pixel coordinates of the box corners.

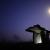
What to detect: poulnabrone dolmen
<box><xmin>25</xmin><ymin>24</ymin><xmax>49</xmax><ymax>44</ymax></box>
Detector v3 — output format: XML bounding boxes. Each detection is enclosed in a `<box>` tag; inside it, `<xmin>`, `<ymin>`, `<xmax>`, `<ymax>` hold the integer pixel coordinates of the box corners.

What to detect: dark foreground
<box><xmin>0</xmin><ymin>41</ymin><xmax>50</xmax><ymax>49</ymax></box>
<box><xmin>0</xmin><ymin>42</ymin><xmax>33</xmax><ymax>49</ymax></box>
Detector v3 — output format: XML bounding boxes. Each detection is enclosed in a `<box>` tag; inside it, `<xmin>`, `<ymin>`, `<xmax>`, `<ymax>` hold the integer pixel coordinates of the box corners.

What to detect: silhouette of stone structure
<box><xmin>25</xmin><ymin>24</ymin><xmax>49</xmax><ymax>44</ymax></box>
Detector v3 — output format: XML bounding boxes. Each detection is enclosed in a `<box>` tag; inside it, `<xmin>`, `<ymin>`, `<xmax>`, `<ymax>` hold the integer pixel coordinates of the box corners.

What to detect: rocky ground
<box><xmin>0</xmin><ymin>41</ymin><xmax>50</xmax><ymax>49</ymax></box>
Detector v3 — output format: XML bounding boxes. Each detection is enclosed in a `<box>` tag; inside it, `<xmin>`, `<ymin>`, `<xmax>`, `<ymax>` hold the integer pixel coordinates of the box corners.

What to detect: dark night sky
<box><xmin>0</xmin><ymin>0</ymin><xmax>50</xmax><ymax>42</ymax></box>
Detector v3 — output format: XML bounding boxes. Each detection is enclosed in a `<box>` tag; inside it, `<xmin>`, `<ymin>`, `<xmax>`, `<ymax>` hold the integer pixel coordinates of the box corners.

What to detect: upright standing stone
<box><xmin>25</xmin><ymin>24</ymin><xmax>49</xmax><ymax>44</ymax></box>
